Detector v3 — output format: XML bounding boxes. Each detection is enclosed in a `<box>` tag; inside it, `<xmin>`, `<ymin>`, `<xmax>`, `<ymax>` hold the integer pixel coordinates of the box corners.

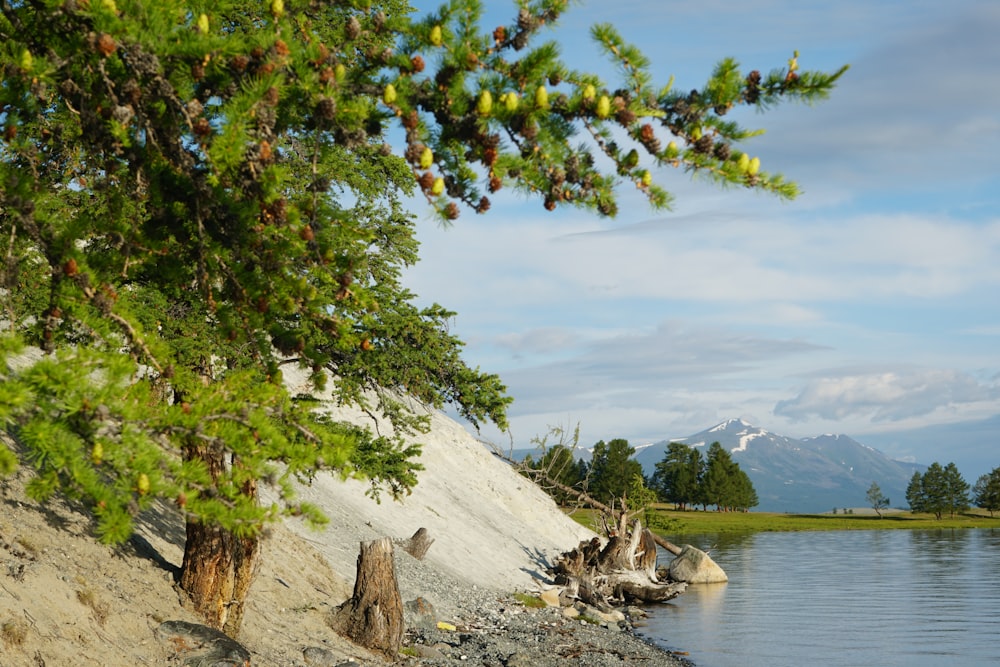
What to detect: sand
<box><xmin>0</xmin><ymin>377</ymin><xmax>599</xmax><ymax>666</ymax></box>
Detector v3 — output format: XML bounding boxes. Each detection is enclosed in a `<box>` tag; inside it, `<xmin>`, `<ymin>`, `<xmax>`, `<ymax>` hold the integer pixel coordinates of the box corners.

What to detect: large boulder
<box><xmin>668</xmin><ymin>544</ymin><xmax>728</xmax><ymax>584</ymax></box>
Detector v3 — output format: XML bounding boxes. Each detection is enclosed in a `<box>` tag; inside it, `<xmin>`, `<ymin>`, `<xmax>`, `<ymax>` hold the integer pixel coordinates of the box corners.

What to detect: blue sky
<box><xmin>402</xmin><ymin>1</ymin><xmax>1000</xmax><ymax>479</ymax></box>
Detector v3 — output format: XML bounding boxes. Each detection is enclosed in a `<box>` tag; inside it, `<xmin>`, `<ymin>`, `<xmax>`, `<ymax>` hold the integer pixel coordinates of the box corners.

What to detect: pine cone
<box><xmin>694</xmin><ymin>134</ymin><xmax>713</xmax><ymax>154</ymax></box>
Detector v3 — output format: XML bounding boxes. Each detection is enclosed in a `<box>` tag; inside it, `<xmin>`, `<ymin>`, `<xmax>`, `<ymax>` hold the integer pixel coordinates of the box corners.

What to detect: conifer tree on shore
<box><xmin>0</xmin><ymin>0</ymin><xmax>845</xmax><ymax>633</ymax></box>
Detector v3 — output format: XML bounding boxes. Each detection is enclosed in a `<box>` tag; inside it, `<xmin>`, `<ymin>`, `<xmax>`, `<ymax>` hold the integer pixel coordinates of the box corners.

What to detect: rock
<box><xmin>572</xmin><ymin>601</ymin><xmax>623</xmax><ymax>625</ymax></box>
<box><xmin>539</xmin><ymin>588</ymin><xmax>561</xmax><ymax>607</ymax></box>
<box><xmin>301</xmin><ymin>647</ymin><xmax>356</xmax><ymax>666</ymax></box>
<box><xmin>156</xmin><ymin>620</ymin><xmax>250</xmax><ymax>666</ymax></box>
<box><xmin>409</xmin><ymin>644</ymin><xmax>448</xmax><ymax>659</ymax></box>
<box><xmin>404</xmin><ymin>596</ymin><xmax>438</xmax><ymax>630</ymax></box>
<box><xmin>668</xmin><ymin>544</ymin><xmax>729</xmax><ymax>583</ymax></box>
<box><xmin>505</xmin><ymin>651</ymin><xmax>535</xmax><ymax>667</ymax></box>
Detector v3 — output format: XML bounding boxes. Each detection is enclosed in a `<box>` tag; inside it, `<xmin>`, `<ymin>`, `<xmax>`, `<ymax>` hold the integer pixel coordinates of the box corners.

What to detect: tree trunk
<box><xmin>329</xmin><ymin>537</ymin><xmax>404</xmax><ymax>658</ymax></box>
<box><xmin>650</xmin><ymin>532</ymin><xmax>682</xmax><ymax>556</ymax></box>
<box><xmin>179</xmin><ymin>444</ymin><xmax>261</xmax><ymax>637</ymax></box>
<box><xmin>399</xmin><ymin>527</ymin><xmax>434</xmax><ymax>560</ymax></box>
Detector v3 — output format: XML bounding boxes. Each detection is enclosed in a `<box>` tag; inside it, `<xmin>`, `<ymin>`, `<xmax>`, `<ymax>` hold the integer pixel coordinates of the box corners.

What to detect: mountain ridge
<box><xmin>634</xmin><ymin>418</ymin><xmax>925</xmax><ymax>513</ymax></box>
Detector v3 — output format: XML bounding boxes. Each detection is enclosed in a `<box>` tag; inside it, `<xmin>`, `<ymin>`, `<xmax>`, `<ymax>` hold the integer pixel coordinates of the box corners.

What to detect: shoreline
<box><xmin>389</xmin><ymin>539</ymin><xmax>695</xmax><ymax>667</ymax></box>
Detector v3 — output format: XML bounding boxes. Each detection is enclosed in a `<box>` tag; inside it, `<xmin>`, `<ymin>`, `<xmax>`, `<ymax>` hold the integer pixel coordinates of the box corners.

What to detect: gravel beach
<box><xmin>389</xmin><ymin>544</ymin><xmax>695</xmax><ymax>667</ymax></box>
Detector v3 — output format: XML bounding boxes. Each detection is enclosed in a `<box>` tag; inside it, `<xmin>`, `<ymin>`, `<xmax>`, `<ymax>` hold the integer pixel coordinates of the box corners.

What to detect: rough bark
<box><xmin>329</xmin><ymin>537</ymin><xmax>404</xmax><ymax>658</ymax></box>
<box><xmin>179</xmin><ymin>445</ymin><xmax>261</xmax><ymax>637</ymax></box>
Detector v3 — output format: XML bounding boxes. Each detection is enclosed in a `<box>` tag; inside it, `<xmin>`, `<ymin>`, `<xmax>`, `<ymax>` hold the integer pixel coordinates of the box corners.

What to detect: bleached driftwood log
<box><xmin>550</xmin><ymin>521</ymin><xmax>688</xmax><ymax>608</ymax></box>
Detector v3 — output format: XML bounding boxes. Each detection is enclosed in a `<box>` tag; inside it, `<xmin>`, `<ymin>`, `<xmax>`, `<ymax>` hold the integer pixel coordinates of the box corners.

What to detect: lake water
<box><xmin>639</xmin><ymin>529</ymin><xmax>1000</xmax><ymax>667</ymax></box>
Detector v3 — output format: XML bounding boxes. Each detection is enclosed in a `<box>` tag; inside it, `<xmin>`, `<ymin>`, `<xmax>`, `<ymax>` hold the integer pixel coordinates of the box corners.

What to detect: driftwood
<box><xmin>551</xmin><ymin>520</ymin><xmax>688</xmax><ymax>608</ymax></box>
<box><xmin>328</xmin><ymin>537</ymin><xmax>404</xmax><ymax>657</ymax></box>
<box><xmin>486</xmin><ymin>437</ymin><xmax>715</xmax><ymax>605</ymax></box>
<box><xmin>651</xmin><ymin>532</ymin><xmax>682</xmax><ymax>556</ymax></box>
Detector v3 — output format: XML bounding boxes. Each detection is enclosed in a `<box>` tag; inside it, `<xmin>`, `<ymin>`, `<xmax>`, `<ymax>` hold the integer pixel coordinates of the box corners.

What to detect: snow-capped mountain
<box><xmin>634</xmin><ymin>419</ymin><xmax>925</xmax><ymax>513</ymax></box>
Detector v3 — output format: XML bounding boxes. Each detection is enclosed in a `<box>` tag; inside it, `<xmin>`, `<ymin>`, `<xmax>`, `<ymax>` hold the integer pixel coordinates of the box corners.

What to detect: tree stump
<box><xmin>328</xmin><ymin>537</ymin><xmax>404</xmax><ymax>658</ymax></box>
<box><xmin>400</xmin><ymin>527</ymin><xmax>434</xmax><ymax>560</ymax></box>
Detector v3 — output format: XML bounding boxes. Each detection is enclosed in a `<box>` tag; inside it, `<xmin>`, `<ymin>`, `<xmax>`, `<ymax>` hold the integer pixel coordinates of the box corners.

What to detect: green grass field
<box><xmin>566</xmin><ymin>505</ymin><xmax>1000</xmax><ymax>535</ymax></box>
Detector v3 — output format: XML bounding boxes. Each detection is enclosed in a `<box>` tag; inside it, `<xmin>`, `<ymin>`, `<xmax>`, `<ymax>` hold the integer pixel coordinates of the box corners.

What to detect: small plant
<box><xmin>14</xmin><ymin>535</ymin><xmax>39</xmax><ymax>557</ymax></box>
<box><xmin>76</xmin><ymin>587</ymin><xmax>110</xmax><ymax>626</ymax></box>
<box><xmin>1</xmin><ymin>617</ymin><xmax>29</xmax><ymax>647</ymax></box>
<box><xmin>513</xmin><ymin>592</ymin><xmax>546</xmax><ymax>609</ymax></box>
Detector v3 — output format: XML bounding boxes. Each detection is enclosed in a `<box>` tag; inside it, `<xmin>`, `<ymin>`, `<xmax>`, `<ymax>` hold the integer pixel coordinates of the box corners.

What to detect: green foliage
<box><xmin>700</xmin><ymin>442</ymin><xmax>757</xmax><ymax>511</ymax></box>
<box><xmin>0</xmin><ymin>0</ymin><xmax>844</xmax><ymax>553</ymax></box>
<box><xmin>906</xmin><ymin>470</ymin><xmax>924</xmax><ymax>512</ymax></box>
<box><xmin>615</xmin><ymin>506</ymin><xmax>1000</xmax><ymax>536</ymax></box>
<box><xmin>865</xmin><ymin>482</ymin><xmax>890</xmax><ymax>518</ymax></box>
<box><xmin>518</xmin><ymin>424</ymin><xmax>589</xmax><ymax>506</ymax></box>
<box><xmin>651</xmin><ymin>442</ymin><xmax>704</xmax><ymax>510</ymax></box>
<box><xmin>513</xmin><ymin>592</ymin><xmax>547</xmax><ymax>609</ymax></box>
<box><xmin>588</xmin><ymin>438</ymin><xmax>642</xmax><ymax>505</ymax></box>
<box><xmin>972</xmin><ymin>467</ymin><xmax>1000</xmax><ymax>517</ymax></box>
<box><xmin>906</xmin><ymin>462</ymin><xmax>969</xmax><ymax>519</ymax></box>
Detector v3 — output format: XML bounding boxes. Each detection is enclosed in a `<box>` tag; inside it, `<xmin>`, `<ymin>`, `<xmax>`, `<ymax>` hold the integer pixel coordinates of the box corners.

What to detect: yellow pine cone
<box><xmin>596</xmin><ymin>95</ymin><xmax>611</xmax><ymax>119</ymax></box>
<box><xmin>419</xmin><ymin>146</ymin><xmax>434</xmax><ymax>169</ymax></box>
<box><xmin>534</xmin><ymin>85</ymin><xmax>549</xmax><ymax>109</ymax></box>
<box><xmin>477</xmin><ymin>90</ymin><xmax>493</xmax><ymax>116</ymax></box>
<box><xmin>383</xmin><ymin>83</ymin><xmax>397</xmax><ymax>105</ymax></box>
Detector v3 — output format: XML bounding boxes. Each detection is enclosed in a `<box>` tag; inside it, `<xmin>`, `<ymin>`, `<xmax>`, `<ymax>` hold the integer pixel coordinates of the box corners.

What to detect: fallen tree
<box><xmin>490</xmin><ymin>432</ymin><xmax>726</xmax><ymax>610</ymax></box>
<box><xmin>549</xmin><ymin>515</ymin><xmax>688</xmax><ymax>611</ymax></box>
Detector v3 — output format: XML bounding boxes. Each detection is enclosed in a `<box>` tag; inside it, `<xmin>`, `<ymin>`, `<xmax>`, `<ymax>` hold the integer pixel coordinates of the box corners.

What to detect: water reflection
<box><xmin>641</xmin><ymin>529</ymin><xmax>1000</xmax><ymax>667</ymax></box>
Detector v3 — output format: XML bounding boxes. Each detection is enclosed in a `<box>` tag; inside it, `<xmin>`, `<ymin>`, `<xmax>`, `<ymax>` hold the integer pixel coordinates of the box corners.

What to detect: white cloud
<box><xmin>406</xmin><ymin>0</ymin><xmax>1000</xmax><ymax>462</ymax></box>
<box><xmin>774</xmin><ymin>369</ymin><xmax>1000</xmax><ymax>423</ymax></box>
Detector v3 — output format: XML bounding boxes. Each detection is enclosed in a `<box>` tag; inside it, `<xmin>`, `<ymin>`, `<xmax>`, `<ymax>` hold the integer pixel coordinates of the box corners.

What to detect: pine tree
<box><xmin>651</xmin><ymin>442</ymin><xmax>703</xmax><ymax>510</ymax></box>
<box><xmin>589</xmin><ymin>438</ymin><xmax>642</xmax><ymax>505</ymax></box>
<box><xmin>919</xmin><ymin>463</ymin><xmax>950</xmax><ymax>519</ymax></box>
<box><xmin>0</xmin><ymin>0</ymin><xmax>846</xmax><ymax>634</ymax></box>
<box><xmin>701</xmin><ymin>442</ymin><xmax>734</xmax><ymax>510</ymax></box>
<box><xmin>906</xmin><ymin>470</ymin><xmax>925</xmax><ymax>513</ymax></box>
<box><xmin>530</xmin><ymin>444</ymin><xmax>584</xmax><ymax>505</ymax></box>
<box><xmin>972</xmin><ymin>467</ymin><xmax>1000</xmax><ymax>517</ymax></box>
<box><xmin>942</xmin><ymin>462</ymin><xmax>970</xmax><ymax>518</ymax></box>
<box><xmin>697</xmin><ymin>442</ymin><xmax>757</xmax><ymax>511</ymax></box>
<box><xmin>733</xmin><ymin>469</ymin><xmax>759</xmax><ymax>512</ymax></box>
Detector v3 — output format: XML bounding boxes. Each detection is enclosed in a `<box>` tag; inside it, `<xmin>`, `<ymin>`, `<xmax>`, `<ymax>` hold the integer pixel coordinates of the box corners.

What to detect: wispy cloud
<box><xmin>407</xmin><ymin>0</ymin><xmax>1000</xmax><ymax>476</ymax></box>
<box><xmin>775</xmin><ymin>368</ymin><xmax>1000</xmax><ymax>422</ymax></box>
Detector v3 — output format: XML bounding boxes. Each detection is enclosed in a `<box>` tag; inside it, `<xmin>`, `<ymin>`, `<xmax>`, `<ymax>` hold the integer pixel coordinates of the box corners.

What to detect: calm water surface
<box><xmin>640</xmin><ymin>529</ymin><xmax>1000</xmax><ymax>667</ymax></box>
